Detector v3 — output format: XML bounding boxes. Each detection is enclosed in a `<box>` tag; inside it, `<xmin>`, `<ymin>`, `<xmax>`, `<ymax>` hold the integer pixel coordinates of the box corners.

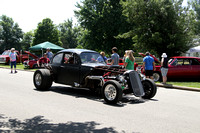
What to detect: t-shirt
<box><xmin>143</xmin><ymin>55</ymin><xmax>154</xmax><ymax>70</ymax></box>
<box><xmin>97</xmin><ymin>56</ymin><xmax>107</xmax><ymax>63</ymax></box>
<box><xmin>162</xmin><ymin>58</ymin><xmax>168</xmax><ymax>68</ymax></box>
<box><xmin>39</xmin><ymin>57</ymin><xmax>50</xmax><ymax>64</ymax></box>
<box><xmin>125</xmin><ymin>57</ymin><xmax>134</xmax><ymax>70</ymax></box>
<box><xmin>47</xmin><ymin>52</ymin><xmax>53</xmax><ymax>60</ymax></box>
<box><xmin>9</xmin><ymin>52</ymin><xmax>16</xmax><ymax>62</ymax></box>
<box><xmin>111</xmin><ymin>53</ymin><xmax>119</xmax><ymax>65</ymax></box>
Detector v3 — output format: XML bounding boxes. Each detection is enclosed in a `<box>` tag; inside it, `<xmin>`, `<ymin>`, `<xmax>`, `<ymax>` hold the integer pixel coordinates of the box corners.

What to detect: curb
<box><xmin>156</xmin><ymin>83</ymin><xmax>200</xmax><ymax>92</ymax></box>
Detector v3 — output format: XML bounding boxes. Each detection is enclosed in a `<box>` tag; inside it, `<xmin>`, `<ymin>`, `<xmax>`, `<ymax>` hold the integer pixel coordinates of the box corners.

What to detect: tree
<box><xmin>75</xmin><ymin>0</ymin><xmax>132</xmax><ymax>55</ymax></box>
<box><xmin>0</xmin><ymin>15</ymin><xmax>23</xmax><ymax>51</ymax></box>
<box><xmin>58</xmin><ymin>19</ymin><xmax>79</xmax><ymax>48</ymax></box>
<box><xmin>120</xmin><ymin>0</ymin><xmax>195</xmax><ymax>57</ymax></box>
<box><xmin>21</xmin><ymin>31</ymin><xmax>34</xmax><ymax>51</ymax></box>
<box><xmin>32</xmin><ymin>18</ymin><xmax>62</xmax><ymax>46</ymax></box>
<box><xmin>191</xmin><ymin>0</ymin><xmax>200</xmax><ymax>44</ymax></box>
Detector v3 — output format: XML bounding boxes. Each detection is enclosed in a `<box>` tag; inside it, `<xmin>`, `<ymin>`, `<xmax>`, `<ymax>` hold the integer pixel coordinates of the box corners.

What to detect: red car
<box><xmin>0</xmin><ymin>50</ymin><xmax>28</xmax><ymax>64</ymax></box>
<box><xmin>107</xmin><ymin>58</ymin><xmax>138</xmax><ymax>70</ymax></box>
<box><xmin>23</xmin><ymin>51</ymin><xmax>39</xmax><ymax>69</ymax></box>
<box><xmin>140</xmin><ymin>53</ymin><xmax>200</xmax><ymax>81</ymax></box>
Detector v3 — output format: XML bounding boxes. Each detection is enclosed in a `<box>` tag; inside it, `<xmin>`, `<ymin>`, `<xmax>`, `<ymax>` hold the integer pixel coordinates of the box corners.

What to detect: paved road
<box><xmin>0</xmin><ymin>68</ymin><xmax>200</xmax><ymax>133</ymax></box>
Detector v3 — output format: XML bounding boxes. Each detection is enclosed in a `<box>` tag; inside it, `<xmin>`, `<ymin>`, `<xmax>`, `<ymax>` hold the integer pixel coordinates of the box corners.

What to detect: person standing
<box><xmin>111</xmin><ymin>47</ymin><xmax>119</xmax><ymax>65</ymax></box>
<box><xmin>124</xmin><ymin>50</ymin><xmax>135</xmax><ymax>70</ymax></box>
<box><xmin>160</xmin><ymin>53</ymin><xmax>168</xmax><ymax>84</ymax></box>
<box><xmin>9</xmin><ymin>48</ymin><xmax>17</xmax><ymax>73</ymax></box>
<box><xmin>142</xmin><ymin>52</ymin><xmax>155</xmax><ymax>80</ymax></box>
<box><xmin>46</xmin><ymin>48</ymin><xmax>54</xmax><ymax>61</ymax></box>
<box><xmin>97</xmin><ymin>51</ymin><xmax>108</xmax><ymax>63</ymax></box>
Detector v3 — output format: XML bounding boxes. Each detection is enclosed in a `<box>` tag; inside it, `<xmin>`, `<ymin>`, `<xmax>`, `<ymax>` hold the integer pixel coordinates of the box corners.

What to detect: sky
<box><xmin>0</xmin><ymin>0</ymin><xmax>188</xmax><ymax>33</ymax></box>
<box><xmin>0</xmin><ymin>0</ymin><xmax>81</xmax><ymax>32</ymax></box>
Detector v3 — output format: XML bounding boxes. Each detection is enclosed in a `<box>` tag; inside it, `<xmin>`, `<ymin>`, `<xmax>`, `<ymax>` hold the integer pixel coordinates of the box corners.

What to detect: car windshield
<box><xmin>80</xmin><ymin>52</ymin><xmax>106</xmax><ymax>64</ymax></box>
<box><xmin>2</xmin><ymin>51</ymin><xmax>10</xmax><ymax>55</ymax></box>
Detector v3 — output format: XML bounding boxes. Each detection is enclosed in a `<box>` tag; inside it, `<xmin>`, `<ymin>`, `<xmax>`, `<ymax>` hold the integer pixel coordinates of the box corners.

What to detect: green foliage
<box><xmin>32</xmin><ymin>18</ymin><xmax>62</xmax><ymax>46</ymax></box>
<box><xmin>21</xmin><ymin>31</ymin><xmax>34</xmax><ymax>51</ymax></box>
<box><xmin>120</xmin><ymin>0</ymin><xmax>195</xmax><ymax>57</ymax></box>
<box><xmin>0</xmin><ymin>15</ymin><xmax>23</xmax><ymax>52</ymax></box>
<box><xmin>58</xmin><ymin>19</ymin><xmax>79</xmax><ymax>48</ymax></box>
<box><xmin>75</xmin><ymin>0</ymin><xmax>133</xmax><ymax>56</ymax></box>
<box><xmin>191</xmin><ymin>0</ymin><xmax>200</xmax><ymax>41</ymax></box>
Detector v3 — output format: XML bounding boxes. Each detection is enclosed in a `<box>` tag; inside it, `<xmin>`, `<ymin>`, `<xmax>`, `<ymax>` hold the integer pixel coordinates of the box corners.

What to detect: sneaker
<box><xmin>11</xmin><ymin>71</ymin><xmax>13</xmax><ymax>73</ymax></box>
<box><xmin>15</xmin><ymin>71</ymin><xmax>17</xmax><ymax>73</ymax></box>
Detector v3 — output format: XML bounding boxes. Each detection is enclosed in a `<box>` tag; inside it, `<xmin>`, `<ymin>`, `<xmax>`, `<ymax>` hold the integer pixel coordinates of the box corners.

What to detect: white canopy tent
<box><xmin>186</xmin><ymin>45</ymin><xmax>200</xmax><ymax>57</ymax></box>
<box><xmin>189</xmin><ymin>45</ymin><xmax>200</xmax><ymax>53</ymax></box>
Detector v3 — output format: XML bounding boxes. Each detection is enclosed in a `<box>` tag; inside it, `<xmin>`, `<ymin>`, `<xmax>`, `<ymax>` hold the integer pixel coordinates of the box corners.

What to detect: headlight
<box><xmin>139</xmin><ymin>73</ymin><xmax>146</xmax><ymax>80</ymax></box>
<box><xmin>118</xmin><ymin>75</ymin><xmax>126</xmax><ymax>83</ymax></box>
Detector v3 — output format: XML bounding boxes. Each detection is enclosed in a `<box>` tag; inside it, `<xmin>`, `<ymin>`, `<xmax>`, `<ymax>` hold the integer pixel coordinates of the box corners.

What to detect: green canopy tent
<box><xmin>29</xmin><ymin>41</ymin><xmax>64</xmax><ymax>56</ymax></box>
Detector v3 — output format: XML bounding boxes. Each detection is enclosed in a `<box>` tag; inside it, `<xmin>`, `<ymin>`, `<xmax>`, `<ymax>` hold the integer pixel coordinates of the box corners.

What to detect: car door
<box><xmin>168</xmin><ymin>58</ymin><xmax>191</xmax><ymax>78</ymax></box>
<box><xmin>58</xmin><ymin>52</ymin><xmax>80</xmax><ymax>86</ymax></box>
<box><xmin>190</xmin><ymin>59</ymin><xmax>200</xmax><ymax>78</ymax></box>
<box><xmin>51</xmin><ymin>53</ymin><xmax>64</xmax><ymax>83</ymax></box>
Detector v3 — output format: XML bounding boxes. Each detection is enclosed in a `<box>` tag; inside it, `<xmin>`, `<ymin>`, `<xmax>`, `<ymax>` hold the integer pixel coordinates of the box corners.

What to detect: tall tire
<box><xmin>141</xmin><ymin>79</ymin><xmax>157</xmax><ymax>99</ymax></box>
<box><xmin>102</xmin><ymin>80</ymin><xmax>122</xmax><ymax>104</ymax></box>
<box><xmin>33</xmin><ymin>69</ymin><xmax>52</xmax><ymax>90</ymax></box>
<box><xmin>153</xmin><ymin>72</ymin><xmax>161</xmax><ymax>82</ymax></box>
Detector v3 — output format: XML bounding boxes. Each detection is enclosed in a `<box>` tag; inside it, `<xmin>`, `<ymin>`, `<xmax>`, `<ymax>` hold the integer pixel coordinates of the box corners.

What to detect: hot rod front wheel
<box><xmin>102</xmin><ymin>80</ymin><xmax>122</xmax><ymax>104</ymax></box>
<box><xmin>141</xmin><ymin>79</ymin><xmax>157</xmax><ymax>99</ymax></box>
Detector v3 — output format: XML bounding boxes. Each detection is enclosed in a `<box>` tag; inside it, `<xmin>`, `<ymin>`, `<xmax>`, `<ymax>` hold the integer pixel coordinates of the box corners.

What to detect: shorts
<box><xmin>145</xmin><ymin>70</ymin><xmax>153</xmax><ymax>76</ymax></box>
<box><xmin>161</xmin><ymin>67</ymin><xmax>168</xmax><ymax>77</ymax></box>
<box><xmin>11</xmin><ymin>61</ymin><xmax>16</xmax><ymax>68</ymax></box>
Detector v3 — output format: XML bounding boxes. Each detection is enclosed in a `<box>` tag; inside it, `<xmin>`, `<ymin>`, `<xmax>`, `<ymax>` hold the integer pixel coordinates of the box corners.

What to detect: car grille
<box><xmin>128</xmin><ymin>71</ymin><xmax>144</xmax><ymax>97</ymax></box>
<box><xmin>0</xmin><ymin>58</ymin><xmax>6</xmax><ymax>63</ymax></box>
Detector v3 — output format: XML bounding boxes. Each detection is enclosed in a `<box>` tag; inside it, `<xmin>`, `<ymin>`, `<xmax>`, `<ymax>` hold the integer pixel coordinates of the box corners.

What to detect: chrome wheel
<box><xmin>104</xmin><ymin>84</ymin><xmax>117</xmax><ymax>101</ymax></box>
<box><xmin>35</xmin><ymin>73</ymin><xmax>42</xmax><ymax>86</ymax></box>
<box><xmin>153</xmin><ymin>72</ymin><xmax>160</xmax><ymax>82</ymax></box>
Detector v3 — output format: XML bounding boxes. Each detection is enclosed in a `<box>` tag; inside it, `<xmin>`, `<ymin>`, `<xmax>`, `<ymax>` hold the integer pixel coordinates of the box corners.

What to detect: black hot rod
<box><xmin>33</xmin><ymin>49</ymin><xmax>157</xmax><ymax>104</ymax></box>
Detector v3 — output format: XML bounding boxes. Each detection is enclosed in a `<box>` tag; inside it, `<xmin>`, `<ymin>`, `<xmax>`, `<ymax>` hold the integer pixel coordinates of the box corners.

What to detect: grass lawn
<box><xmin>0</xmin><ymin>63</ymin><xmax>36</xmax><ymax>71</ymax></box>
<box><xmin>166</xmin><ymin>82</ymin><xmax>200</xmax><ymax>88</ymax></box>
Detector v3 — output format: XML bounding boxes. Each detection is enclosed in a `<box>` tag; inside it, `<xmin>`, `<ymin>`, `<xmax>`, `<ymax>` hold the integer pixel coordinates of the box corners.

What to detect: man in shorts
<box><xmin>142</xmin><ymin>52</ymin><xmax>156</xmax><ymax>80</ymax></box>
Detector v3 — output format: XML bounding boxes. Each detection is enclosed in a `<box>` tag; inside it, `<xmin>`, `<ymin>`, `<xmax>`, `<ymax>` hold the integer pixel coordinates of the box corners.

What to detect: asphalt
<box><xmin>0</xmin><ymin>67</ymin><xmax>199</xmax><ymax>92</ymax></box>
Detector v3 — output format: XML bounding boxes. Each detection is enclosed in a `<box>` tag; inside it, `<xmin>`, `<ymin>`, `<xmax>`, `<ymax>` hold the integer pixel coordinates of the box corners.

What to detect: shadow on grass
<box><xmin>0</xmin><ymin>114</ymin><xmax>121</xmax><ymax>133</ymax></box>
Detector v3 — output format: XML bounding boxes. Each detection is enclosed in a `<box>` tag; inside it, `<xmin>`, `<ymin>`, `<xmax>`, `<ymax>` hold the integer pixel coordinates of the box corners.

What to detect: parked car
<box><xmin>0</xmin><ymin>50</ymin><xmax>28</xmax><ymax>64</ymax></box>
<box><xmin>107</xmin><ymin>58</ymin><xmax>138</xmax><ymax>70</ymax></box>
<box><xmin>23</xmin><ymin>51</ymin><xmax>39</xmax><ymax>69</ymax></box>
<box><xmin>33</xmin><ymin>49</ymin><xmax>157</xmax><ymax>104</ymax></box>
<box><xmin>139</xmin><ymin>53</ymin><xmax>200</xmax><ymax>81</ymax></box>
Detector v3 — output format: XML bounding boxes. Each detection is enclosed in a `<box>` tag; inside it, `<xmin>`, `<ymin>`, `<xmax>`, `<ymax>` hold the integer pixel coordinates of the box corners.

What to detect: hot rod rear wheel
<box><xmin>33</xmin><ymin>69</ymin><xmax>52</xmax><ymax>91</ymax></box>
<box><xmin>141</xmin><ymin>79</ymin><xmax>157</xmax><ymax>99</ymax></box>
<box><xmin>102</xmin><ymin>80</ymin><xmax>122</xmax><ymax>104</ymax></box>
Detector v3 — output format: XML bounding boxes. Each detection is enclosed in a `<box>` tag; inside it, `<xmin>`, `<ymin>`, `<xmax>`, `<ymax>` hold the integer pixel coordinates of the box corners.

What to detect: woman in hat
<box><xmin>161</xmin><ymin>53</ymin><xmax>168</xmax><ymax>84</ymax></box>
<box><xmin>9</xmin><ymin>48</ymin><xmax>17</xmax><ymax>73</ymax></box>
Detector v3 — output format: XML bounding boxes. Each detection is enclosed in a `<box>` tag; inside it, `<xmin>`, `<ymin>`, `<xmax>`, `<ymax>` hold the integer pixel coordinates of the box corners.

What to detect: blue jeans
<box><xmin>11</xmin><ymin>61</ymin><xmax>16</xmax><ymax>68</ymax></box>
